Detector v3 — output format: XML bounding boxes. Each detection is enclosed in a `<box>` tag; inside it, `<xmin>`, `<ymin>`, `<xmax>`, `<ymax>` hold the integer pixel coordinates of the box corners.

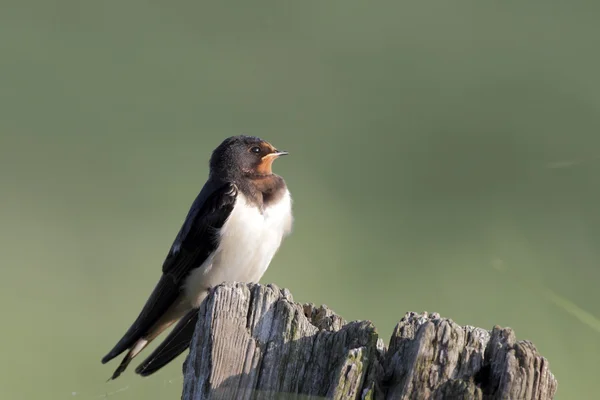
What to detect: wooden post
<box><xmin>182</xmin><ymin>283</ymin><xmax>557</xmax><ymax>400</ymax></box>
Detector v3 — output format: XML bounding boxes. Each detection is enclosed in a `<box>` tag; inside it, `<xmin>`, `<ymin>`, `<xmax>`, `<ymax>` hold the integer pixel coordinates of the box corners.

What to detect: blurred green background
<box><xmin>1</xmin><ymin>1</ymin><xmax>599</xmax><ymax>399</ymax></box>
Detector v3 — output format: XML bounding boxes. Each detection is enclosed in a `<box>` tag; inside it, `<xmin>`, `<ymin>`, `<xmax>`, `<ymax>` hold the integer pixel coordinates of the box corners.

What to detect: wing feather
<box><xmin>101</xmin><ymin>181</ymin><xmax>237</xmax><ymax>365</ymax></box>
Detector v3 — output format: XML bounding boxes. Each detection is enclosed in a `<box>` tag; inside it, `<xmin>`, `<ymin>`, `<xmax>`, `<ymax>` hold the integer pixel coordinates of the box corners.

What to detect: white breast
<box><xmin>184</xmin><ymin>190</ymin><xmax>293</xmax><ymax>307</ymax></box>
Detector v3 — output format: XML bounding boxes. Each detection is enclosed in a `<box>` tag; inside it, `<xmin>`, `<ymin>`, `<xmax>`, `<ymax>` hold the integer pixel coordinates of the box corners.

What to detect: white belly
<box><xmin>184</xmin><ymin>190</ymin><xmax>293</xmax><ymax>307</ymax></box>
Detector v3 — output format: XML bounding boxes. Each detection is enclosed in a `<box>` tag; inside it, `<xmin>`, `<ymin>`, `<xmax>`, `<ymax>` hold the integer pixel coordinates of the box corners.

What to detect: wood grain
<box><xmin>182</xmin><ymin>283</ymin><xmax>556</xmax><ymax>400</ymax></box>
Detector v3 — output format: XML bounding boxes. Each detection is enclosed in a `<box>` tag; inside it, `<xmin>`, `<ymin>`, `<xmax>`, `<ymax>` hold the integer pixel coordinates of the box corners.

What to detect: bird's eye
<box><xmin>251</xmin><ymin>146</ymin><xmax>261</xmax><ymax>154</ymax></box>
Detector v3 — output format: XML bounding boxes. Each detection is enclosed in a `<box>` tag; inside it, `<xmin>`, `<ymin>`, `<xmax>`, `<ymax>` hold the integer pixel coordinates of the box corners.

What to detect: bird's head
<box><xmin>209</xmin><ymin>135</ymin><xmax>288</xmax><ymax>179</ymax></box>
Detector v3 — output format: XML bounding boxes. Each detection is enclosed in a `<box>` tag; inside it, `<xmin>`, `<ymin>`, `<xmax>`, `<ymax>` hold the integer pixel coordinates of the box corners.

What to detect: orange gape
<box><xmin>255</xmin><ymin>141</ymin><xmax>278</xmax><ymax>175</ymax></box>
<box><xmin>256</xmin><ymin>153</ymin><xmax>278</xmax><ymax>175</ymax></box>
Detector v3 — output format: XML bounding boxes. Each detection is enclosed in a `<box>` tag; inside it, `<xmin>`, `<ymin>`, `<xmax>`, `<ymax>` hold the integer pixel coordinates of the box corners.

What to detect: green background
<box><xmin>1</xmin><ymin>1</ymin><xmax>599</xmax><ymax>399</ymax></box>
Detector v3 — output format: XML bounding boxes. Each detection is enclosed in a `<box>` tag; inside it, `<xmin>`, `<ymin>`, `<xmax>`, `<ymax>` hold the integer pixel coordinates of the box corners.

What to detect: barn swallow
<box><xmin>101</xmin><ymin>135</ymin><xmax>293</xmax><ymax>380</ymax></box>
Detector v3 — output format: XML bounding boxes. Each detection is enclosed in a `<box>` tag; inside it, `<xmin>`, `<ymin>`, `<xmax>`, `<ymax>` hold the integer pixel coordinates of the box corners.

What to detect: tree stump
<box><xmin>182</xmin><ymin>283</ymin><xmax>557</xmax><ymax>400</ymax></box>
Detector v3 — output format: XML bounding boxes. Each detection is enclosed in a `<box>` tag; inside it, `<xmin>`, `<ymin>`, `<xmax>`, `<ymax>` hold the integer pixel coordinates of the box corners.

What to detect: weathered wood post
<box><xmin>182</xmin><ymin>283</ymin><xmax>557</xmax><ymax>400</ymax></box>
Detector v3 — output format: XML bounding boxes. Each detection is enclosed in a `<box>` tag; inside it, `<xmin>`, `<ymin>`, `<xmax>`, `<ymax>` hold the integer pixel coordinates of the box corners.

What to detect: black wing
<box><xmin>101</xmin><ymin>180</ymin><xmax>237</xmax><ymax>364</ymax></box>
<box><xmin>134</xmin><ymin>308</ymin><xmax>199</xmax><ymax>376</ymax></box>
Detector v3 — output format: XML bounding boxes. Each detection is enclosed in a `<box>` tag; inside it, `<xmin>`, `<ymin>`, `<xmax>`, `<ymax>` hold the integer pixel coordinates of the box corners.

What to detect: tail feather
<box><xmin>102</xmin><ymin>276</ymin><xmax>180</xmax><ymax>364</ymax></box>
<box><xmin>105</xmin><ymin>301</ymin><xmax>187</xmax><ymax>379</ymax></box>
<box><xmin>135</xmin><ymin>309</ymin><xmax>199</xmax><ymax>377</ymax></box>
<box><xmin>108</xmin><ymin>338</ymin><xmax>149</xmax><ymax>380</ymax></box>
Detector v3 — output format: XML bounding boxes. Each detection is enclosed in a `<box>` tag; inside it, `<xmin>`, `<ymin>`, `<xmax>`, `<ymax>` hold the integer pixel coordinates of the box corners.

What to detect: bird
<box><xmin>101</xmin><ymin>135</ymin><xmax>293</xmax><ymax>380</ymax></box>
